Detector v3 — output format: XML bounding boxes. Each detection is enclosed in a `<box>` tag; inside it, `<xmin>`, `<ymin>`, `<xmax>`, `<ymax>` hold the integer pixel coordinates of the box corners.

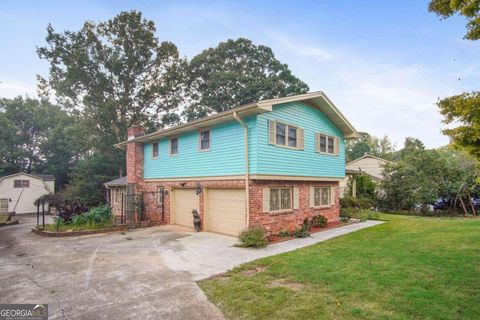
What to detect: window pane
<box><xmin>152</xmin><ymin>143</ymin><xmax>159</xmax><ymax>158</ymax></box>
<box><xmin>328</xmin><ymin>137</ymin><xmax>335</xmax><ymax>154</ymax></box>
<box><xmin>270</xmin><ymin>189</ymin><xmax>280</xmax><ymax>211</ymax></box>
<box><xmin>171</xmin><ymin>138</ymin><xmax>178</xmax><ymax>154</ymax></box>
<box><xmin>276</xmin><ymin>123</ymin><xmax>286</xmax><ymax>145</ymax></box>
<box><xmin>321</xmin><ymin>187</ymin><xmax>330</xmax><ymax>206</ymax></box>
<box><xmin>281</xmin><ymin>188</ymin><xmax>292</xmax><ymax>210</ymax></box>
<box><xmin>314</xmin><ymin>187</ymin><xmax>321</xmax><ymax>207</ymax></box>
<box><xmin>22</xmin><ymin>180</ymin><xmax>29</xmax><ymax>188</ymax></box>
<box><xmin>320</xmin><ymin>136</ymin><xmax>327</xmax><ymax>152</ymax></box>
<box><xmin>200</xmin><ymin>130</ymin><xmax>210</xmax><ymax>150</ymax></box>
<box><xmin>14</xmin><ymin>180</ymin><xmax>21</xmax><ymax>188</ymax></box>
<box><xmin>288</xmin><ymin>127</ymin><xmax>297</xmax><ymax>148</ymax></box>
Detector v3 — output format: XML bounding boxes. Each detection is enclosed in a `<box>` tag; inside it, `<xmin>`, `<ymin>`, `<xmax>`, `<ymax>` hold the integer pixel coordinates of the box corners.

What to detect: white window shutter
<box><xmin>310</xmin><ymin>187</ymin><xmax>315</xmax><ymax>207</ymax></box>
<box><xmin>263</xmin><ymin>188</ymin><xmax>270</xmax><ymax>212</ymax></box>
<box><xmin>298</xmin><ymin>128</ymin><xmax>304</xmax><ymax>150</ymax></box>
<box><xmin>315</xmin><ymin>133</ymin><xmax>320</xmax><ymax>153</ymax></box>
<box><xmin>268</xmin><ymin>120</ymin><xmax>276</xmax><ymax>144</ymax></box>
<box><xmin>293</xmin><ymin>187</ymin><xmax>299</xmax><ymax>209</ymax></box>
<box><xmin>334</xmin><ymin>137</ymin><xmax>340</xmax><ymax>155</ymax></box>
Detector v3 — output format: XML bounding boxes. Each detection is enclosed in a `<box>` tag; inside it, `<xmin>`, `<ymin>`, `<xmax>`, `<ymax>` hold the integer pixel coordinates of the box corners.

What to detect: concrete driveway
<box><xmin>0</xmin><ymin>214</ymin><xmax>383</xmax><ymax>319</ymax></box>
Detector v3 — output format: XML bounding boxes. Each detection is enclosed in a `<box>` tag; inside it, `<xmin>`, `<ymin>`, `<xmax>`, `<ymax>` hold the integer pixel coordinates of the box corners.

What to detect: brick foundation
<box><xmin>133</xmin><ymin>178</ymin><xmax>339</xmax><ymax>235</ymax></box>
<box><xmin>249</xmin><ymin>180</ymin><xmax>340</xmax><ymax>235</ymax></box>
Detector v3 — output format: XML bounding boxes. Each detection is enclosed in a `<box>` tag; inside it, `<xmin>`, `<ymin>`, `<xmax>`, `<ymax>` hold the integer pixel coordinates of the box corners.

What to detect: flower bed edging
<box><xmin>32</xmin><ymin>224</ymin><xmax>127</xmax><ymax>237</ymax></box>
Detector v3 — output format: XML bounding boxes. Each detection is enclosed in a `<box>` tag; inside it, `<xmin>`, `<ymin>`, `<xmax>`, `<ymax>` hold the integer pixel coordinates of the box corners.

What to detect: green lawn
<box><xmin>199</xmin><ymin>214</ymin><xmax>480</xmax><ymax>320</ymax></box>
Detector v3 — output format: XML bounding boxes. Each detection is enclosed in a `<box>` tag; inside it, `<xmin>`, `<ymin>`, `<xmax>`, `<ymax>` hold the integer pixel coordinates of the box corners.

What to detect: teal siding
<box><xmin>144</xmin><ymin>117</ymin><xmax>256</xmax><ymax>179</ymax></box>
<box><xmin>143</xmin><ymin>102</ymin><xmax>345</xmax><ymax>179</ymax></box>
<box><xmin>255</xmin><ymin>102</ymin><xmax>345</xmax><ymax>178</ymax></box>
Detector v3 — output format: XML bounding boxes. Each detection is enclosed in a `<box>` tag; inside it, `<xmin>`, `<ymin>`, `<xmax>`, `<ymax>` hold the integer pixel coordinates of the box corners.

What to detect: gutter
<box><xmin>233</xmin><ymin>112</ymin><xmax>250</xmax><ymax>228</ymax></box>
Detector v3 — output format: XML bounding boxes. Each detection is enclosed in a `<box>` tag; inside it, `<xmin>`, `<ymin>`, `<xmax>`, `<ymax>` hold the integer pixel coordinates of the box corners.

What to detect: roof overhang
<box><xmin>116</xmin><ymin>91</ymin><xmax>358</xmax><ymax>149</ymax></box>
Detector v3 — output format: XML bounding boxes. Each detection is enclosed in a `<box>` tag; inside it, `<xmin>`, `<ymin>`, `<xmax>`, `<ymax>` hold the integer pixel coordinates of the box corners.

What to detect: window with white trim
<box><xmin>269</xmin><ymin>120</ymin><xmax>304</xmax><ymax>150</ymax></box>
<box><xmin>313</xmin><ymin>186</ymin><xmax>332</xmax><ymax>207</ymax></box>
<box><xmin>152</xmin><ymin>142</ymin><xmax>159</xmax><ymax>158</ymax></box>
<box><xmin>170</xmin><ymin>137</ymin><xmax>178</xmax><ymax>155</ymax></box>
<box><xmin>316</xmin><ymin>133</ymin><xmax>338</xmax><ymax>155</ymax></box>
<box><xmin>270</xmin><ymin>187</ymin><xmax>292</xmax><ymax>211</ymax></box>
<box><xmin>200</xmin><ymin>129</ymin><xmax>210</xmax><ymax>151</ymax></box>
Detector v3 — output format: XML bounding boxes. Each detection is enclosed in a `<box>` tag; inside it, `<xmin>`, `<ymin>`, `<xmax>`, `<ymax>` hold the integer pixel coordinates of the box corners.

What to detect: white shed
<box><xmin>0</xmin><ymin>173</ymin><xmax>55</xmax><ymax>214</ymax></box>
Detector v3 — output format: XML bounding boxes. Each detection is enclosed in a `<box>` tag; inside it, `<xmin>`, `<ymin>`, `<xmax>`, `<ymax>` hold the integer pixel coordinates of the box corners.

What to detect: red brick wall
<box><xmin>249</xmin><ymin>180</ymin><xmax>340</xmax><ymax>235</ymax></box>
<box><xmin>140</xmin><ymin>179</ymin><xmax>246</xmax><ymax>227</ymax></box>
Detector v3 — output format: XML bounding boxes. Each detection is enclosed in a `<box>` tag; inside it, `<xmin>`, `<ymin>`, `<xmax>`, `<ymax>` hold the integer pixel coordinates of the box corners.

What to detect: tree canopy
<box><xmin>345</xmin><ymin>132</ymin><xmax>395</xmax><ymax>162</ymax></box>
<box><xmin>183</xmin><ymin>38</ymin><xmax>309</xmax><ymax>121</ymax></box>
<box><xmin>428</xmin><ymin>1</ymin><xmax>480</xmax><ymax>159</ymax></box>
<box><xmin>429</xmin><ymin>0</ymin><xmax>480</xmax><ymax>40</ymax></box>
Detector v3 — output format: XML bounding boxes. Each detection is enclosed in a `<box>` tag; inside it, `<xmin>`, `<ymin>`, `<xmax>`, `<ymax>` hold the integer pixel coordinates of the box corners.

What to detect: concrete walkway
<box><xmin>159</xmin><ymin>220</ymin><xmax>384</xmax><ymax>280</ymax></box>
<box><xmin>0</xmin><ymin>215</ymin><xmax>383</xmax><ymax>319</ymax></box>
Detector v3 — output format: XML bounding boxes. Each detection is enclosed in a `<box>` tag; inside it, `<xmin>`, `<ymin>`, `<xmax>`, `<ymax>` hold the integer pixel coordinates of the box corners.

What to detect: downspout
<box><xmin>233</xmin><ymin>112</ymin><xmax>250</xmax><ymax>228</ymax></box>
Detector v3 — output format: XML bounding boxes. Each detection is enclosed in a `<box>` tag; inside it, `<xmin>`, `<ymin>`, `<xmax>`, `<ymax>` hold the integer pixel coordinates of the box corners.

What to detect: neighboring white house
<box><xmin>340</xmin><ymin>154</ymin><xmax>391</xmax><ymax>197</ymax></box>
<box><xmin>0</xmin><ymin>173</ymin><xmax>55</xmax><ymax>214</ymax></box>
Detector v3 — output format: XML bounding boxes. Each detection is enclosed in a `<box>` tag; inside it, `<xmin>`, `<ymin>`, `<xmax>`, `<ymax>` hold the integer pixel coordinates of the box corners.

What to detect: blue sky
<box><xmin>1</xmin><ymin>0</ymin><xmax>479</xmax><ymax>148</ymax></box>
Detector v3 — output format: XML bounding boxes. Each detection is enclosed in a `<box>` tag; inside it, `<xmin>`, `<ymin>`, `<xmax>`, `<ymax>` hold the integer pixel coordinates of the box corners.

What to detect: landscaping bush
<box><xmin>71</xmin><ymin>205</ymin><xmax>113</xmax><ymax>227</ymax></box>
<box><xmin>293</xmin><ymin>219</ymin><xmax>310</xmax><ymax>238</ymax></box>
<box><xmin>278</xmin><ymin>230</ymin><xmax>292</xmax><ymax>238</ymax></box>
<box><xmin>57</xmin><ymin>201</ymin><xmax>89</xmax><ymax>223</ymax></box>
<box><xmin>340</xmin><ymin>196</ymin><xmax>375</xmax><ymax>209</ymax></box>
<box><xmin>238</xmin><ymin>227</ymin><xmax>268</xmax><ymax>248</ymax></box>
<box><xmin>311</xmin><ymin>215</ymin><xmax>328</xmax><ymax>228</ymax></box>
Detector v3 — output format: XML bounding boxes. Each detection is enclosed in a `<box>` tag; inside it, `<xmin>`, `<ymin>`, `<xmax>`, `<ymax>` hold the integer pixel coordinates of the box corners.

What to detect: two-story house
<box><xmin>116</xmin><ymin>91</ymin><xmax>357</xmax><ymax>235</ymax></box>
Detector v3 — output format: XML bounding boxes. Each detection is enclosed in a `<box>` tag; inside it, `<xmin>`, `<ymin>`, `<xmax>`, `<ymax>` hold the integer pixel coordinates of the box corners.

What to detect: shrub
<box><xmin>340</xmin><ymin>196</ymin><xmax>374</xmax><ymax>209</ymax></box>
<box><xmin>278</xmin><ymin>230</ymin><xmax>292</xmax><ymax>237</ymax></box>
<box><xmin>238</xmin><ymin>227</ymin><xmax>268</xmax><ymax>248</ymax></box>
<box><xmin>57</xmin><ymin>201</ymin><xmax>89</xmax><ymax>223</ymax></box>
<box><xmin>293</xmin><ymin>219</ymin><xmax>311</xmax><ymax>238</ymax></box>
<box><xmin>71</xmin><ymin>205</ymin><xmax>113</xmax><ymax>227</ymax></box>
<box><xmin>311</xmin><ymin>215</ymin><xmax>328</xmax><ymax>228</ymax></box>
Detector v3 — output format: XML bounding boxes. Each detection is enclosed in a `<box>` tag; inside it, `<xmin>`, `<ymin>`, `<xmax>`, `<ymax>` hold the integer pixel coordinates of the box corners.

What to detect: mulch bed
<box><xmin>32</xmin><ymin>224</ymin><xmax>127</xmax><ymax>237</ymax></box>
<box><xmin>268</xmin><ymin>220</ymin><xmax>353</xmax><ymax>244</ymax></box>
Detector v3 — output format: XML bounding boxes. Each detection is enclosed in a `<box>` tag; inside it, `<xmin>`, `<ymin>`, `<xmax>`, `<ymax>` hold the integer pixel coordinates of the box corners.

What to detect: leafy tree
<box><xmin>428</xmin><ymin>0</ymin><xmax>480</xmax><ymax>40</ymax></box>
<box><xmin>437</xmin><ymin>92</ymin><xmax>480</xmax><ymax>158</ymax></box>
<box><xmin>37</xmin><ymin>11</ymin><xmax>187</xmax><ymax>175</ymax></box>
<box><xmin>429</xmin><ymin>1</ymin><xmax>480</xmax><ymax>159</ymax></box>
<box><xmin>346</xmin><ymin>132</ymin><xmax>395</xmax><ymax>162</ymax></box>
<box><xmin>0</xmin><ymin>97</ymin><xmax>82</xmax><ymax>187</ymax></box>
<box><xmin>354</xmin><ymin>174</ymin><xmax>376</xmax><ymax>199</ymax></box>
<box><xmin>400</xmin><ymin>137</ymin><xmax>425</xmax><ymax>159</ymax></box>
<box><xmin>381</xmin><ymin>144</ymin><xmax>478</xmax><ymax>214</ymax></box>
<box><xmin>183</xmin><ymin>38</ymin><xmax>309</xmax><ymax>121</ymax></box>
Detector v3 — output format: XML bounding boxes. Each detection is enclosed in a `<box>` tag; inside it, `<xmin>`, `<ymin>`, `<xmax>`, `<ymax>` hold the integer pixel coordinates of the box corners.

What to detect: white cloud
<box><xmin>268</xmin><ymin>34</ymin><xmax>459</xmax><ymax>148</ymax></box>
<box><xmin>0</xmin><ymin>80</ymin><xmax>37</xmax><ymax>98</ymax></box>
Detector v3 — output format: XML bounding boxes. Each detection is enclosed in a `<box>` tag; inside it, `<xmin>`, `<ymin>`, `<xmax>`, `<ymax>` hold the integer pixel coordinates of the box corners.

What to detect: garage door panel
<box><xmin>206</xmin><ymin>189</ymin><xmax>246</xmax><ymax>236</ymax></box>
<box><xmin>172</xmin><ymin>189</ymin><xmax>198</xmax><ymax>228</ymax></box>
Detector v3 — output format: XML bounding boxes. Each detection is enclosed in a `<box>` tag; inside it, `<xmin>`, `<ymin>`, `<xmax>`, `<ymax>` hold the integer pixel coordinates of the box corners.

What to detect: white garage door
<box><xmin>171</xmin><ymin>189</ymin><xmax>199</xmax><ymax>228</ymax></box>
<box><xmin>205</xmin><ymin>188</ymin><xmax>246</xmax><ymax>236</ymax></box>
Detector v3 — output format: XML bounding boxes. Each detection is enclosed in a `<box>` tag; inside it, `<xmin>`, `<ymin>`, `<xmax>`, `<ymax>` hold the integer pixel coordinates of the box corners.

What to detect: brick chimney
<box><xmin>126</xmin><ymin>125</ymin><xmax>145</xmax><ymax>193</ymax></box>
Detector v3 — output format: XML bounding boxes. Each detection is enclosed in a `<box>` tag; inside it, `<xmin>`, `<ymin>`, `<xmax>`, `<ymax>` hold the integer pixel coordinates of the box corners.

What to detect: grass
<box><xmin>42</xmin><ymin>221</ymin><xmax>115</xmax><ymax>232</ymax></box>
<box><xmin>199</xmin><ymin>214</ymin><xmax>480</xmax><ymax>320</ymax></box>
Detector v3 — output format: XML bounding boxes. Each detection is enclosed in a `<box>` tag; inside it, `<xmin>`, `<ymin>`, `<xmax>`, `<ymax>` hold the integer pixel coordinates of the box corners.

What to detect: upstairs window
<box><xmin>316</xmin><ymin>133</ymin><xmax>339</xmax><ymax>155</ymax></box>
<box><xmin>14</xmin><ymin>180</ymin><xmax>30</xmax><ymax>188</ymax></box>
<box><xmin>200</xmin><ymin>129</ymin><xmax>210</xmax><ymax>151</ymax></box>
<box><xmin>152</xmin><ymin>142</ymin><xmax>159</xmax><ymax>158</ymax></box>
<box><xmin>170</xmin><ymin>137</ymin><xmax>178</xmax><ymax>155</ymax></box>
<box><xmin>269</xmin><ymin>120</ymin><xmax>304</xmax><ymax>150</ymax></box>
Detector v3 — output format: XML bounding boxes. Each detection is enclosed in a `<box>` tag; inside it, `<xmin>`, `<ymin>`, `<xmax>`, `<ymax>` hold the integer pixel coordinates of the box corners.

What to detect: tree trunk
<box><xmin>459</xmin><ymin>197</ymin><xmax>468</xmax><ymax>216</ymax></box>
<box><xmin>467</xmin><ymin>192</ymin><xmax>476</xmax><ymax>216</ymax></box>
